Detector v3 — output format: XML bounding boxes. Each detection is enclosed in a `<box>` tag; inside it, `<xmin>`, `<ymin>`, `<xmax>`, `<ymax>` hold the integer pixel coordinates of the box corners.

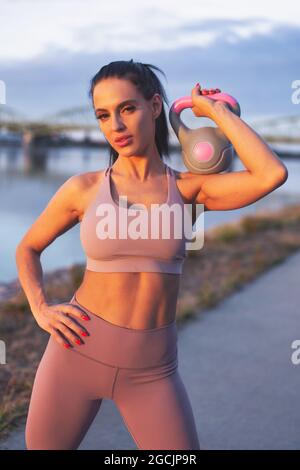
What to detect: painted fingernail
<box><xmin>64</xmin><ymin>343</ymin><xmax>71</xmax><ymax>349</ymax></box>
<box><xmin>81</xmin><ymin>314</ymin><xmax>90</xmax><ymax>320</ymax></box>
<box><xmin>81</xmin><ymin>331</ymin><xmax>88</xmax><ymax>337</ymax></box>
<box><xmin>75</xmin><ymin>339</ymin><xmax>82</xmax><ymax>345</ymax></box>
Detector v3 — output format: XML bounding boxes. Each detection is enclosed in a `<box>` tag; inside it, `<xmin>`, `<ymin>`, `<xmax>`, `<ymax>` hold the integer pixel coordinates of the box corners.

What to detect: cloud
<box><xmin>0</xmin><ymin>0</ymin><xmax>299</xmax><ymax>62</ymax></box>
<box><xmin>0</xmin><ymin>22</ymin><xmax>299</xmax><ymax>120</ymax></box>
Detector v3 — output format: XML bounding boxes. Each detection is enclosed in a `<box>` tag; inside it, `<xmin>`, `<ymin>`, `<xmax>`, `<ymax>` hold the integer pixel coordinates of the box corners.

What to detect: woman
<box><xmin>16</xmin><ymin>60</ymin><xmax>288</xmax><ymax>450</ymax></box>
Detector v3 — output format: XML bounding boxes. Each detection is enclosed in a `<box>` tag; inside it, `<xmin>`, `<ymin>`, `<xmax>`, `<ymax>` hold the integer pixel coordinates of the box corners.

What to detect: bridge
<box><xmin>0</xmin><ymin>104</ymin><xmax>299</xmax><ymax>171</ymax></box>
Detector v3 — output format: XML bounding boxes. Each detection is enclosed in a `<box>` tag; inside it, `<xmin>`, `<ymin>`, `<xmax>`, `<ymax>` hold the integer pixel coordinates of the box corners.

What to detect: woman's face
<box><xmin>92</xmin><ymin>77</ymin><xmax>162</xmax><ymax>156</ymax></box>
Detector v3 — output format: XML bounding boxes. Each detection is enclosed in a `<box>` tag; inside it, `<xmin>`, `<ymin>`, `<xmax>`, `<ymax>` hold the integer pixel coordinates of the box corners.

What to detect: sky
<box><xmin>0</xmin><ymin>0</ymin><xmax>299</xmax><ymax>122</ymax></box>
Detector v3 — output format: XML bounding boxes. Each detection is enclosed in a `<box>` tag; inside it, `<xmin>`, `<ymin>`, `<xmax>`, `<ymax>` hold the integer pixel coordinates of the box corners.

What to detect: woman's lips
<box><xmin>116</xmin><ymin>136</ymin><xmax>133</xmax><ymax>147</ymax></box>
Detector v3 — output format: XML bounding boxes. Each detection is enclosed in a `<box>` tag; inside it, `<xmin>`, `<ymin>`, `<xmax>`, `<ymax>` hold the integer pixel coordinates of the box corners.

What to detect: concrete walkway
<box><xmin>1</xmin><ymin>250</ymin><xmax>300</xmax><ymax>450</ymax></box>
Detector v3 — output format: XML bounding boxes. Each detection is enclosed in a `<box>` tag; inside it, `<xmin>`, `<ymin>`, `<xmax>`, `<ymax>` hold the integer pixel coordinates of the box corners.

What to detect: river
<box><xmin>0</xmin><ymin>144</ymin><xmax>299</xmax><ymax>283</ymax></box>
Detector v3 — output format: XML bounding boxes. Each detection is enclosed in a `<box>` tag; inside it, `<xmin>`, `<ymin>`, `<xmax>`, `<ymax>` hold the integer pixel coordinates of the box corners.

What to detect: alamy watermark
<box><xmin>0</xmin><ymin>80</ymin><xmax>6</xmax><ymax>104</ymax></box>
<box><xmin>0</xmin><ymin>340</ymin><xmax>6</xmax><ymax>365</ymax></box>
<box><xmin>291</xmin><ymin>80</ymin><xmax>300</xmax><ymax>104</ymax></box>
<box><xmin>92</xmin><ymin>198</ymin><xmax>205</xmax><ymax>251</ymax></box>
<box><xmin>291</xmin><ymin>340</ymin><xmax>300</xmax><ymax>365</ymax></box>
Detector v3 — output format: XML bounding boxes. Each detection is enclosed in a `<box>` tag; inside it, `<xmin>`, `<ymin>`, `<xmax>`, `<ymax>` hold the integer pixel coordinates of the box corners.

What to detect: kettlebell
<box><xmin>169</xmin><ymin>91</ymin><xmax>241</xmax><ymax>174</ymax></box>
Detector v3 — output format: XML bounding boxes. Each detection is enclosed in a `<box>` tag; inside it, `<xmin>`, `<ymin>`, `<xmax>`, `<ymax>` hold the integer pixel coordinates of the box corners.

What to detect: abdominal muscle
<box><xmin>74</xmin><ymin>270</ymin><xmax>181</xmax><ymax>330</ymax></box>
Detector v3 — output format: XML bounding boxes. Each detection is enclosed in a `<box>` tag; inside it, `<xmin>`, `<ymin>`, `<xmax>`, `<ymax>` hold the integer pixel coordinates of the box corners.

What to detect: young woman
<box><xmin>16</xmin><ymin>60</ymin><xmax>288</xmax><ymax>450</ymax></box>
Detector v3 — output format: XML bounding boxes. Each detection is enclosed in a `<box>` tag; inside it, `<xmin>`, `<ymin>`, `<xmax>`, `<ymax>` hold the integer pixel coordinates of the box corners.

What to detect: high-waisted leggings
<box><xmin>25</xmin><ymin>292</ymin><xmax>200</xmax><ymax>450</ymax></box>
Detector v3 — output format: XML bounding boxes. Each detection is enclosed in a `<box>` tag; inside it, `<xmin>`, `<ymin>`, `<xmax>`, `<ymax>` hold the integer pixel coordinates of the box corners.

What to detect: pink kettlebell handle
<box><xmin>172</xmin><ymin>92</ymin><xmax>240</xmax><ymax>116</ymax></box>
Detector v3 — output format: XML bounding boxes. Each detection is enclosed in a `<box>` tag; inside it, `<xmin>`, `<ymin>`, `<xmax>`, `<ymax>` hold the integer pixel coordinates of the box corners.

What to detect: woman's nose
<box><xmin>111</xmin><ymin>114</ymin><xmax>125</xmax><ymax>131</ymax></box>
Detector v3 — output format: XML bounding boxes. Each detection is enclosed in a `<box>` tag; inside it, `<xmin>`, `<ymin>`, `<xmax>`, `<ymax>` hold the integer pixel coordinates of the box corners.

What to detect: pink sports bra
<box><xmin>80</xmin><ymin>163</ymin><xmax>190</xmax><ymax>274</ymax></box>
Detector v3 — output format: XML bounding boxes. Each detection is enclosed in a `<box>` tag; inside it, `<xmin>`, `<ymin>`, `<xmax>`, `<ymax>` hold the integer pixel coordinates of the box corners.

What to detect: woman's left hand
<box><xmin>191</xmin><ymin>84</ymin><xmax>222</xmax><ymax>120</ymax></box>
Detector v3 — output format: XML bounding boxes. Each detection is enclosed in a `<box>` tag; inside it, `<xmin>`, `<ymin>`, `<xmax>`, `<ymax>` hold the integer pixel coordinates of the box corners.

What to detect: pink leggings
<box><xmin>25</xmin><ymin>293</ymin><xmax>200</xmax><ymax>450</ymax></box>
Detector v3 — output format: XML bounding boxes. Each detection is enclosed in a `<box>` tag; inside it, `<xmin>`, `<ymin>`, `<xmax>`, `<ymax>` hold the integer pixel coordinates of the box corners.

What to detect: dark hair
<box><xmin>88</xmin><ymin>59</ymin><xmax>170</xmax><ymax>166</ymax></box>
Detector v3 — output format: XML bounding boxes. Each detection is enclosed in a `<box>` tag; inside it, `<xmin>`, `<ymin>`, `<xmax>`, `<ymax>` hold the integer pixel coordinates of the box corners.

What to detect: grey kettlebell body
<box><xmin>169</xmin><ymin>93</ymin><xmax>241</xmax><ymax>174</ymax></box>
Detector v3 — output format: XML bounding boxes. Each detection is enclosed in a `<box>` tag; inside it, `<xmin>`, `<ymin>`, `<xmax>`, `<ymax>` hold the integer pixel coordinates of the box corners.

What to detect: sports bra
<box><xmin>80</xmin><ymin>163</ymin><xmax>191</xmax><ymax>274</ymax></box>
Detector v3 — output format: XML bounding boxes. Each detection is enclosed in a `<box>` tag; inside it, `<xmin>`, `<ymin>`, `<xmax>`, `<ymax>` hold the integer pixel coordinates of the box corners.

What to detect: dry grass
<box><xmin>177</xmin><ymin>203</ymin><xmax>300</xmax><ymax>323</ymax></box>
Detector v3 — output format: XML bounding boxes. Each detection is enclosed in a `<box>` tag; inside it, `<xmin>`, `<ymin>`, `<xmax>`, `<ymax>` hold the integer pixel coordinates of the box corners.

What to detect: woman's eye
<box><xmin>96</xmin><ymin>113</ymin><xmax>107</xmax><ymax>120</ymax></box>
<box><xmin>96</xmin><ymin>106</ymin><xmax>135</xmax><ymax>121</ymax></box>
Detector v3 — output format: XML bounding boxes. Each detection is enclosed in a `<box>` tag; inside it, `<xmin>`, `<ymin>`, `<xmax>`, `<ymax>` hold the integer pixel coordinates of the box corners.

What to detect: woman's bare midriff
<box><xmin>75</xmin><ymin>270</ymin><xmax>181</xmax><ymax>330</ymax></box>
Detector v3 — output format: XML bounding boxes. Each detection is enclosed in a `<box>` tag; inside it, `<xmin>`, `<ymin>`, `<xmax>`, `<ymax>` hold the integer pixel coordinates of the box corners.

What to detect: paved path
<box><xmin>1</xmin><ymin>251</ymin><xmax>300</xmax><ymax>450</ymax></box>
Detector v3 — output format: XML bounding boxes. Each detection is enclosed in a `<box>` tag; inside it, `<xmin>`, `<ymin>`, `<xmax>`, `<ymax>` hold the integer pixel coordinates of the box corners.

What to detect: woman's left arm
<box><xmin>192</xmin><ymin>90</ymin><xmax>288</xmax><ymax>211</ymax></box>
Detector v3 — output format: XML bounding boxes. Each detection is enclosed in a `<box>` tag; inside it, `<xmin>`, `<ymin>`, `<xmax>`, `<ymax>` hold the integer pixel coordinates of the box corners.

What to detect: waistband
<box><xmin>65</xmin><ymin>293</ymin><xmax>178</xmax><ymax>369</ymax></box>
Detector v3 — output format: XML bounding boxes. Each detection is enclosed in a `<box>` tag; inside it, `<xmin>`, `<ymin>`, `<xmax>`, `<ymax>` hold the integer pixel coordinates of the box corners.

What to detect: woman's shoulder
<box><xmin>168</xmin><ymin>165</ymin><xmax>194</xmax><ymax>181</ymax></box>
<box><xmin>169</xmin><ymin>166</ymin><xmax>203</xmax><ymax>181</ymax></box>
<box><xmin>169</xmin><ymin>165</ymin><xmax>209</xmax><ymax>187</ymax></box>
<box><xmin>70</xmin><ymin>169</ymin><xmax>106</xmax><ymax>191</ymax></box>
<box><xmin>63</xmin><ymin>170</ymin><xmax>106</xmax><ymax>222</ymax></box>
<box><xmin>167</xmin><ymin>165</ymin><xmax>208</xmax><ymax>205</ymax></box>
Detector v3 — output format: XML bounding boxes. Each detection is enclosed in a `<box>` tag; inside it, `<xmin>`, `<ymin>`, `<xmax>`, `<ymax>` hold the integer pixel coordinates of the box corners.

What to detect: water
<box><xmin>0</xmin><ymin>145</ymin><xmax>299</xmax><ymax>283</ymax></box>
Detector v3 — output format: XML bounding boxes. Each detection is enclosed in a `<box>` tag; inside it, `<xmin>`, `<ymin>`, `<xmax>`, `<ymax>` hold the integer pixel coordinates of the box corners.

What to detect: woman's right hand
<box><xmin>36</xmin><ymin>301</ymin><xmax>91</xmax><ymax>349</ymax></box>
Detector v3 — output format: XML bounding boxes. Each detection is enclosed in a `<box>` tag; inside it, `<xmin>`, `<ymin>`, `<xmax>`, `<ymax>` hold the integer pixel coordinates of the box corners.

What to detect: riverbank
<box><xmin>1</xmin><ymin>201</ymin><xmax>300</xmax><ymax>441</ymax></box>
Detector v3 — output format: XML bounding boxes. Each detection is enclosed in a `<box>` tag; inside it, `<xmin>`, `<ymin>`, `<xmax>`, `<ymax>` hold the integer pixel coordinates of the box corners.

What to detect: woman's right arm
<box><xmin>15</xmin><ymin>174</ymin><xmax>91</xmax><ymax>348</ymax></box>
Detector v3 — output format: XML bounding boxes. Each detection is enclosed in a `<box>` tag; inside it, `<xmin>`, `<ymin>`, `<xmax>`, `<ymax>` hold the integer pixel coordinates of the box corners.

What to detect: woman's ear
<box><xmin>152</xmin><ymin>93</ymin><xmax>162</xmax><ymax>119</ymax></box>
